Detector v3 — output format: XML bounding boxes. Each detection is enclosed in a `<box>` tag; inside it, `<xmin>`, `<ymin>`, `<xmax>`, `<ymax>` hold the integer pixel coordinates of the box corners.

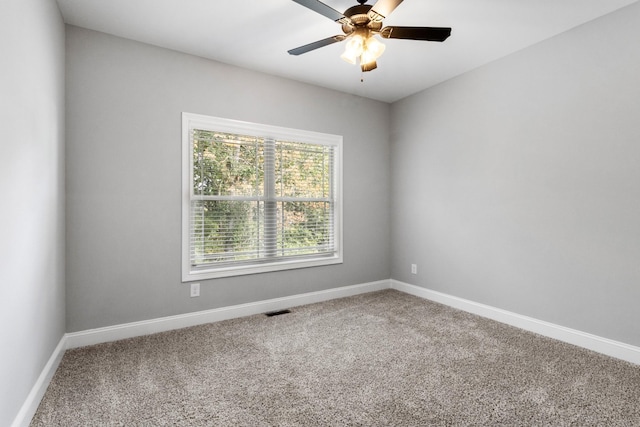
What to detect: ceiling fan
<box><xmin>288</xmin><ymin>0</ymin><xmax>452</xmax><ymax>72</ymax></box>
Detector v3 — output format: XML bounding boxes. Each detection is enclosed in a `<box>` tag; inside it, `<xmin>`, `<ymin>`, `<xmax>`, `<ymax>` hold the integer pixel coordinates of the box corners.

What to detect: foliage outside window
<box><xmin>182</xmin><ymin>113</ymin><xmax>343</xmax><ymax>281</ymax></box>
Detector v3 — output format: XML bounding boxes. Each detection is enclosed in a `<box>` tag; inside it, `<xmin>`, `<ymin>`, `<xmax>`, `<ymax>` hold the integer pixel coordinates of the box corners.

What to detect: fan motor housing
<box><xmin>341</xmin><ymin>4</ymin><xmax>382</xmax><ymax>34</ymax></box>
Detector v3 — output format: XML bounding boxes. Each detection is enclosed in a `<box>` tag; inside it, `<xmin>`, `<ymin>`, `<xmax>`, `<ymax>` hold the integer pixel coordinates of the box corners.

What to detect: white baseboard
<box><xmin>17</xmin><ymin>278</ymin><xmax>640</xmax><ymax>426</ymax></box>
<box><xmin>391</xmin><ymin>279</ymin><xmax>640</xmax><ymax>366</ymax></box>
<box><xmin>11</xmin><ymin>335</ymin><xmax>67</xmax><ymax>427</ymax></box>
<box><xmin>65</xmin><ymin>278</ymin><xmax>640</xmax><ymax>364</ymax></box>
<box><xmin>66</xmin><ymin>280</ymin><xmax>390</xmax><ymax>349</ymax></box>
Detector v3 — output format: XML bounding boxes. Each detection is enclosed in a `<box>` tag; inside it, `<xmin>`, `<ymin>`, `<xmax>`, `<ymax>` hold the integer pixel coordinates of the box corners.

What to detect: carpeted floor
<box><xmin>32</xmin><ymin>290</ymin><xmax>640</xmax><ymax>426</ymax></box>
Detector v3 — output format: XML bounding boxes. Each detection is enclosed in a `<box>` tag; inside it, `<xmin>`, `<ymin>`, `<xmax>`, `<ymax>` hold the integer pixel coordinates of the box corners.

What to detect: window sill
<box><xmin>182</xmin><ymin>255</ymin><xmax>343</xmax><ymax>282</ymax></box>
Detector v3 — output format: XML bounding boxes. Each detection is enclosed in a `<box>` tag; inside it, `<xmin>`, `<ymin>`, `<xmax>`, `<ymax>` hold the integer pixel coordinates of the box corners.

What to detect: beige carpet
<box><xmin>32</xmin><ymin>290</ymin><xmax>640</xmax><ymax>426</ymax></box>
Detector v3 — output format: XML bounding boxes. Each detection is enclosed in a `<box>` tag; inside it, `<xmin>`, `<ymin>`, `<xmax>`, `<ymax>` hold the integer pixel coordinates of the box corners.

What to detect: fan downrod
<box><xmin>356</xmin><ymin>0</ymin><xmax>368</xmax><ymax>4</ymax></box>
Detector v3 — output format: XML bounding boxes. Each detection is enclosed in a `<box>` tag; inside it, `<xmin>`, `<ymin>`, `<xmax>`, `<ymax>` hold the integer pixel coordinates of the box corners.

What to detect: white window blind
<box><xmin>182</xmin><ymin>113</ymin><xmax>342</xmax><ymax>281</ymax></box>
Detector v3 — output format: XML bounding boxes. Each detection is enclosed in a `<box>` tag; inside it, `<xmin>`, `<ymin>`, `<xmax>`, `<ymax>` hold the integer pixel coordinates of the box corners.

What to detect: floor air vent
<box><xmin>265</xmin><ymin>309</ymin><xmax>292</xmax><ymax>317</ymax></box>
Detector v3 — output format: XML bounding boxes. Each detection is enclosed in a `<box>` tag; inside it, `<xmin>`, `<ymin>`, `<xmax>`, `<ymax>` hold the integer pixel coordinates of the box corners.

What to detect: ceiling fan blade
<box><xmin>380</xmin><ymin>26</ymin><xmax>452</xmax><ymax>42</ymax></box>
<box><xmin>291</xmin><ymin>0</ymin><xmax>351</xmax><ymax>25</ymax></box>
<box><xmin>368</xmin><ymin>0</ymin><xmax>404</xmax><ymax>22</ymax></box>
<box><xmin>288</xmin><ymin>35</ymin><xmax>347</xmax><ymax>56</ymax></box>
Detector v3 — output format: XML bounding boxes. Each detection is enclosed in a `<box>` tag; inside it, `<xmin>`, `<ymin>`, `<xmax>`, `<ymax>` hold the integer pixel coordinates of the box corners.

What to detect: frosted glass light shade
<box><xmin>340</xmin><ymin>50</ymin><xmax>358</xmax><ymax>64</ymax></box>
<box><xmin>341</xmin><ymin>34</ymin><xmax>385</xmax><ymax>71</ymax></box>
<box><xmin>365</xmin><ymin>36</ymin><xmax>385</xmax><ymax>59</ymax></box>
<box><xmin>345</xmin><ymin>35</ymin><xmax>364</xmax><ymax>56</ymax></box>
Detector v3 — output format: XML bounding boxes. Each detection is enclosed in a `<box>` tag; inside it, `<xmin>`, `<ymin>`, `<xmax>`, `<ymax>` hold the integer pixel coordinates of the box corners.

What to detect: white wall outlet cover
<box><xmin>190</xmin><ymin>283</ymin><xmax>200</xmax><ymax>297</ymax></box>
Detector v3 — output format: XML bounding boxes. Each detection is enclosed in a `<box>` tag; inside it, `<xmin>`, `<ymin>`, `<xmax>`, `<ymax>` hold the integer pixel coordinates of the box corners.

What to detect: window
<box><xmin>182</xmin><ymin>113</ymin><xmax>343</xmax><ymax>281</ymax></box>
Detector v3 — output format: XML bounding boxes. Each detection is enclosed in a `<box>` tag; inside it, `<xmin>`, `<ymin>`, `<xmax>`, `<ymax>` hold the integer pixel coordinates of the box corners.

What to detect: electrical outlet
<box><xmin>411</xmin><ymin>264</ymin><xmax>417</xmax><ymax>275</ymax></box>
<box><xmin>190</xmin><ymin>283</ymin><xmax>200</xmax><ymax>298</ymax></box>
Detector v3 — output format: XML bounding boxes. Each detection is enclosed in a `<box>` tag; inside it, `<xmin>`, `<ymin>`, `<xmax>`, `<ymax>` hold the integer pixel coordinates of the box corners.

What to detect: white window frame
<box><xmin>182</xmin><ymin>113</ymin><xmax>343</xmax><ymax>281</ymax></box>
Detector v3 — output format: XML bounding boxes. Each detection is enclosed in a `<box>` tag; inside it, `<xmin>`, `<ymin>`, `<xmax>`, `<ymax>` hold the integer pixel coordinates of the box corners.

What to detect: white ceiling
<box><xmin>56</xmin><ymin>0</ymin><xmax>638</xmax><ymax>103</ymax></box>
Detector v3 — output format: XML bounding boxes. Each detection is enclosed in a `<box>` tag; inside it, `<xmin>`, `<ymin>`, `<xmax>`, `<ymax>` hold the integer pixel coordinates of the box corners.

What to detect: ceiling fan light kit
<box><xmin>289</xmin><ymin>0</ymin><xmax>451</xmax><ymax>73</ymax></box>
<box><xmin>339</xmin><ymin>32</ymin><xmax>386</xmax><ymax>70</ymax></box>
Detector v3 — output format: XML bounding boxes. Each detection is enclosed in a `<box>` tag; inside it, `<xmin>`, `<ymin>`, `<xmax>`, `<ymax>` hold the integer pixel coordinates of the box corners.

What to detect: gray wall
<box><xmin>65</xmin><ymin>26</ymin><xmax>390</xmax><ymax>332</ymax></box>
<box><xmin>0</xmin><ymin>0</ymin><xmax>66</xmax><ymax>425</ymax></box>
<box><xmin>390</xmin><ymin>3</ymin><xmax>640</xmax><ymax>346</ymax></box>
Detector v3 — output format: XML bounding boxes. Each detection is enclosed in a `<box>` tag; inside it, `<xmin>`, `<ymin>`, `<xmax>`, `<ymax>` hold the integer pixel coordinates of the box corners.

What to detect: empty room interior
<box><xmin>3</xmin><ymin>0</ymin><xmax>640</xmax><ymax>425</ymax></box>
